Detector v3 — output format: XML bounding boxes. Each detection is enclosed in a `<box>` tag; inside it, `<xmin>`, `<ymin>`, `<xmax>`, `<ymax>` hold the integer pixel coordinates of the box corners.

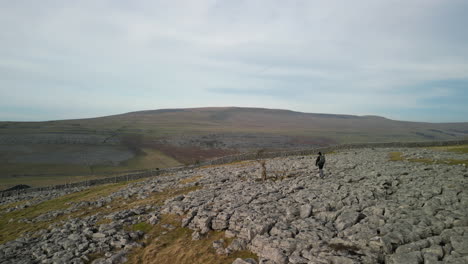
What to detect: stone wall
<box><xmin>2</xmin><ymin>139</ymin><xmax>468</xmax><ymax>198</ymax></box>
<box><xmin>0</xmin><ymin>165</ymin><xmax>195</xmax><ymax>198</ymax></box>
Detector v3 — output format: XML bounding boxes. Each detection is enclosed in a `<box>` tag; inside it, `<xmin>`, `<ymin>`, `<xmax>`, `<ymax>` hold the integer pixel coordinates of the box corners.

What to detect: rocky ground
<box><xmin>1</xmin><ymin>147</ymin><xmax>467</xmax><ymax>264</ymax></box>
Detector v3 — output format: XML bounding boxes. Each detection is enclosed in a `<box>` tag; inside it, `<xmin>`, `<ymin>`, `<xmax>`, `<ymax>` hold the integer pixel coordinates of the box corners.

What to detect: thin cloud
<box><xmin>0</xmin><ymin>0</ymin><xmax>467</xmax><ymax>122</ymax></box>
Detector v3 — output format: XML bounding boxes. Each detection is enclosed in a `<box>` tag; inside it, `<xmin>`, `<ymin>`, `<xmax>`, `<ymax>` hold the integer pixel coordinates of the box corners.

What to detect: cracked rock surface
<box><xmin>1</xmin><ymin>147</ymin><xmax>468</xmax><ymax>264</ymax></box>
<box><xmin>164</xmin><ymin>148</ymin><xmax>468</xmax><ymax>263</ymax></box>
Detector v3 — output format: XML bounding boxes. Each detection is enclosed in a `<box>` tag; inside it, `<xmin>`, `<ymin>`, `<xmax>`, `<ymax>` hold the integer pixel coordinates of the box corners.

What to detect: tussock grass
<box><xmin>126</xmin><ymin>214</ymin><xmax>257</xmax><ymax>264</ymax></box>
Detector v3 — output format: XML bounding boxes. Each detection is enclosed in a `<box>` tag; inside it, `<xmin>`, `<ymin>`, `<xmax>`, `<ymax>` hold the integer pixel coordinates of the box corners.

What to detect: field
<box><xmin>0</xmin><ymin>148</ymin><xmax>181</xmax><ymax>190</ymax></box>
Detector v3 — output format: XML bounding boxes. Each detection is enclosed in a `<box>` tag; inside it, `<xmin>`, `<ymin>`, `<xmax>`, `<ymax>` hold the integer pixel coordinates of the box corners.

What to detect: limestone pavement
<box><xmin>1</xmin><ymin>147</ymin><xmax>467</xmax><ymax>264</ymax></box>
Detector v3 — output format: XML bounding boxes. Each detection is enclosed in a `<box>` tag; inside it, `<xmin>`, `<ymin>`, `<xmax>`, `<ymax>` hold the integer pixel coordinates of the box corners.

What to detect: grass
<box><xmin>437</xmin><ymin>159</ymin><xmax>468</xmax><ymax>165</ymax></box>
<box><xmin>388</xmin><ymin>152</ymin><xmax>405</xmax><ymax>161</ymax></box>
<box><xmin>0</xmin><ymin>180</ymin><xmax>201</xmax><ymax>244</ymax></box>
<box><xmin>0</xmin><ymin>148</ymin><xmax>181</xmax><ymax>191</ymax></box>
<box><xmin>0</xmin><ymin>182</ymin><xmax>130</xmax><ymax>243</ymax></box>
<box><xmin>0</xmin><ymin>163</ymin><xmax>93</xmax><ymax>179</ymax></box>
<box><xmin>179</xmin><ymin>175</ymin><xmax>203</xmax><ymax>184</ymax></box>
<box><xmin>388</xmin><ymin>151</ymin><xmax>468</xmax><ymax>166</ymax></box>
<box><xmin>429</xmin><ymin>144</ymin><xmax>468</xmax><ymax>154</ymax></box>
<box><xmin>130</xmin><ymin>222</ymin><xmax>153</xmax><ymax>233</ymax></box>
<box><xmin>92</xmin><ymin>148</ymin><xmax>181</xmax><ymax>174</ymax></box>
<box><xmin>407</xmin><ymin>158</ymin><xmax>435</xmax><ymax>164</ymax></box>
<box><xmin>0</xmin><ymin>174</ymin><xmax>115</xmax><ymax>192</ymax></box>
<box><xmin>67</xmin><ymin>185</ymin><xmax>202</xmax><ymax>223</ymax></box>
<box><xmin>126</xmin><ymin>214</ymin><xmax>258</xmax><ymax>264</ymax></box>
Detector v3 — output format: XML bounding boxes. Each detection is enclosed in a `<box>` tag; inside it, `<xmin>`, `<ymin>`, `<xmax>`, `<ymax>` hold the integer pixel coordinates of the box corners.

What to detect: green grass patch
<box><xmin>0</xmin><ymin>181</ymin><xmax>199</xmax><ymax>244</ymax></box>
<box><xmin>0</xmin><ymin>163</ymin><xmax>92</xmax><ymax>178</ymax></box>
<box><xmin>126</xmin><ymin>214</ymin><xmax>258</xmax><ymax>264</ymax></box>
<box><xmin>0</xmin><ymin>182</ymin><xmax>129</xmax><ymax>243</ymax></box>
<box><xmin>440</xmin><ymin>159</ymin><xmax>468</xmax><ymax>165</ymax></box>
<box><xmin>92</xmin><ymin>148</ymin><xmax>181</xmax><ymax>174</ymax></box>
<box><xmin>429</xmin><ymin>145</ymin><xmax>468</xmax><ymax>154</ymax></box>
<box><xmin>388</xmin><ymin>152</ymin><xmax>404</xmax><ymax>161</ymax></box>
<box><xmin>131</xmin><ymin>222</ymin><xmax>153</xmax><ymax>233</ymax></box>
<box><xmin>388</xmin><ymin>151</ymin><xmax>467</xmax><ymax>166</ymax></box>
<box><xmin>0</xmin><ymin>148</ymin><xmax>181</xmax><ymax>191</ymax></box>
<box><xmin>0</xmin><ymin>174</ymin><xmax>117</xmax><ymax>192</ymax></box>
<box><xmin>67</xmin><ymin>185</ymin><xmax>202</xmax><ymax>225</ymax></box>
<box><xmin>407</xmin><ymin>158</ymin><xmax>435</xmax><ymax>164</ymax></box>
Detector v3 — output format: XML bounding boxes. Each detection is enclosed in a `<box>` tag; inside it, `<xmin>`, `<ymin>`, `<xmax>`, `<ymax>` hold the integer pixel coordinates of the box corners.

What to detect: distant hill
<box><xmin>2</xmin><ymin>106</ymin><xmax>468</xmax><ymax>147</ymax></box>
<box><xmin>1</xmin><ymin>107</ymin><xmax>468</xmax><ymax>188</ymax></box>
<box><xmin>75</xmin><ymin>106</ymin><xmax>468</xmax><ymax>140</ymax></box>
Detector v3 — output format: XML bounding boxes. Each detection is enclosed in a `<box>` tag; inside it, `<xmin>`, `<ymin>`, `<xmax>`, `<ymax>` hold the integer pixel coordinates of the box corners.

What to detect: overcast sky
<box><xmin>1</xmin><ymin>0</ymin><xmax>468</xmax><ymax>122</ymax></box>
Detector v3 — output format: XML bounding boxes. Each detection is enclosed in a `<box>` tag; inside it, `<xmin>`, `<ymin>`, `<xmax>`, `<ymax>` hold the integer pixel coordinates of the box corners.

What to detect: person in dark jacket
<box><xmin>315</xmin><ymin>152</ymin><xmax>326</xmax><ymax>178</ymax></box>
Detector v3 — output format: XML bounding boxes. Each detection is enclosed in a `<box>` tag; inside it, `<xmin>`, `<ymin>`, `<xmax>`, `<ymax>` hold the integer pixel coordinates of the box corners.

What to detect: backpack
<box><xmin>318</xmin><ymin>155</ymin><xmax>326</xmax><ymax>165</ymax></box>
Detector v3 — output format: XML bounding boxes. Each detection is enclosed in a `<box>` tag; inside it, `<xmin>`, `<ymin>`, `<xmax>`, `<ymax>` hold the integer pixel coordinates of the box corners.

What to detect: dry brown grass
<box><xmin>70</xmin><ymin>185</ymin><xmax>202</xmax><ymax>220</ymax></box>
<box><xmin>0</xmin><ymin>180</ymin><xmax>199</xmax><ymax>244</ymax></box>
<box><xmin>407</xmin><ymin>158</ymin><xmax>435</xmax><ymax>164</ymax></box>
<box><xmin>0</xmin><ymin>182</ymin><xmax>131</xmax><ymax>243</ymax></box>
<box><xmin>388</xmin><ymin>152</ymin><xmax>404</xmax><ymax>161</ymax></box>
<box><xmin>179</xmin><ymin>175</ymin><xmax>203</xmax><ymax>184</ymax></box>
<box><xmin>126</xmin><ymin>214</ymin><xmax>257</xmax><ymax>264</ymax></box>
<box><xmin>388</xmin><ymin>151</ymin><xmax>467</xmax><ymax>166</ymax></box>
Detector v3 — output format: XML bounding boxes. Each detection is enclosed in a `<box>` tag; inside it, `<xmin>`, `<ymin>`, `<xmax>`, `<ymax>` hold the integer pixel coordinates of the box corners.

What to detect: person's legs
<box><xmin>318</xmin><ymin>164</ymin><xmax>324</xmax><ymax>178</ymax></box>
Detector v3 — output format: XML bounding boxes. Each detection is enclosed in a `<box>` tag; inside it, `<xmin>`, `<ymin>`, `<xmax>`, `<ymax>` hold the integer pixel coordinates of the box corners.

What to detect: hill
<box><xmin>1</xmin><ymin>107</ymin><xmax>468</xmax><ymax>189</ymax></box>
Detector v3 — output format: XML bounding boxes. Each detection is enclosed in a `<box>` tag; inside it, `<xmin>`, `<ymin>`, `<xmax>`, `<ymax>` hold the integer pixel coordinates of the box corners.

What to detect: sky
<box><xmin>1</xmin><ymin>0</ymin><xmax>468</xmax><ymax>122</ymax></box>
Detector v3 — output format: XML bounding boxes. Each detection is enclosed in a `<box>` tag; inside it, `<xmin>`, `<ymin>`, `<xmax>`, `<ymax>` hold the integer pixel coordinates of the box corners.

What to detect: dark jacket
<box><xmin>316</xmin><ymin>154</ymin><xmax>325</xmax><ymax>168</ymax></box>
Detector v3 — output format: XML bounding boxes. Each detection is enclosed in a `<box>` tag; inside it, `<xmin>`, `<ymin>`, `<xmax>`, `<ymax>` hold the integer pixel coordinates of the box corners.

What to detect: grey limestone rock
<box><xmin>3</xmin><ymin>146</ymin><xmax>468</xmax><ymax>264</ymax></box>
<box><xmin>334</xmin><ymin>209</ymin><xmax>363</xmax><ymax>231</ymax></box>
<box><xmin>299</xmin><ymin>204</ymin><xmax>312</xmax><ymax>219</ymax></box>
<box><xmin>232</xmin><ymin>258</ymin><xmax>258</xmax><ymax>264</ymax></box>
<box><xmin>192</xmin><ymin>231</ymin><xmax>202</xmax><ymax>240</ymax></box>
<box><xmin>450</xmin><ymin>235</ymin><xmax>468</xmax><ymax>255</ymax></box>
<box><xmin>228</xmin><ymin>238</ymin><xmax>248</xmax><ymax>251</ymax></box>
<box><xmin>387</xmin><ymin>251</ymin><xmax>423</xmax><ymax>264</ymax></box>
